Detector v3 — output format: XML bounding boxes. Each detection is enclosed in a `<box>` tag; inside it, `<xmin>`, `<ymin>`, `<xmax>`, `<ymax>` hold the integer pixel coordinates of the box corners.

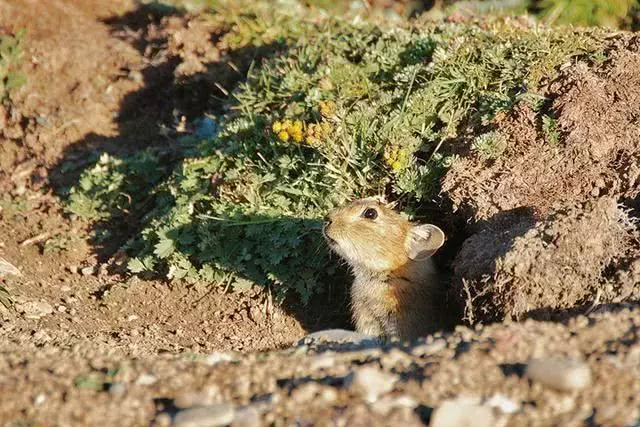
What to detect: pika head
<box><xmin>323</xmin><ymin>198</ymin><xmax>445</xmax><ymax>273</ymax></box>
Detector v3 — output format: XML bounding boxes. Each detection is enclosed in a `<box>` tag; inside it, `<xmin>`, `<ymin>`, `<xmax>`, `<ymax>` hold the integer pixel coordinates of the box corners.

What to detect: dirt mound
<box><xmin>454</xmin><ymin>198</ymin><xmax>640</xmax><ymax>324</ymax></box>
<box><xmin>442</xmin><ymin>35</ymin><xmax>640</xmax><ymax>223</ymax></box>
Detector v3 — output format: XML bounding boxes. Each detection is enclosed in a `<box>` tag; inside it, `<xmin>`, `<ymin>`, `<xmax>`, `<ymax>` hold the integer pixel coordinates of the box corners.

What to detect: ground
<box><xmin>0</xmin><ymin>1</ymin><xmax>639</xmax><ymax>426</ymax></box>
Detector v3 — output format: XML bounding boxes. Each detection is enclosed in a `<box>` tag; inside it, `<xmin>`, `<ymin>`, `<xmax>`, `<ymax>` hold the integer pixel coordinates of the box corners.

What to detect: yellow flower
<box><xmin>272</xmin><ymin>121</ymin><xmax>282</xmax><ymax>133</ymax></box>
<box><xmin>291</xmin><ymin>128</ymin><xmax>304</xmax><ymax>143</ymax></box>
<box><xmin>278</xmin><ymin>131</ymin><xmax>290</xmax><ymax>141</ymax></box>
<box><xmin>319</xmin><ymin>100</ymin><xmax>335</xmax><ymax>118</ymax></box>
<box><xmin>391</xmin><ymin>161</ymin><xmax>402</xmax><ymax>171</ymax></box>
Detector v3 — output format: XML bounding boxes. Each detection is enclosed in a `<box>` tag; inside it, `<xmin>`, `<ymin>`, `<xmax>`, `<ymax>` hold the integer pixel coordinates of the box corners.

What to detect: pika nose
<box><xmin>322</xmin><ymin>218</ymin><xmax>332</xmax><ymax>238</ymax></box>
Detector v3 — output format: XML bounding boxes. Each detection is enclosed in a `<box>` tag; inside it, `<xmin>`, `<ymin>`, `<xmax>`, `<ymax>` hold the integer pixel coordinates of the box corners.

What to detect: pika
<box><xmin>323</xmin><ymin>198</ymin><xmax>448</xmax><ymax>341</ymax></box>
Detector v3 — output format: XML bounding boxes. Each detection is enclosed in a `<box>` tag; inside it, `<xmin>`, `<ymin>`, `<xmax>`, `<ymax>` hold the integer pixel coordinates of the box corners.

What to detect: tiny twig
<box><xmin>20</xmin><ymin>232</ymin><xmax>50</xmax><ymax>247</ymax></box>
<box><xmin>584</xmin><ymin>288</ymin><xmax>602</xmax><ymax>316</ymax></box>
<box><xmin>214</xmin><ymin>82</ymin><xmax>229</xmax><ymax>96</ymax></box>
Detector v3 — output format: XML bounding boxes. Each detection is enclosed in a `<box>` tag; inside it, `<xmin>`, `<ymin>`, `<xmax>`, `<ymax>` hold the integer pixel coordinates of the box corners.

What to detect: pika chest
<box><xmin>381</xmin><ymin>276</ymin><xmax>414</xmax><ymax>314</ymax></box>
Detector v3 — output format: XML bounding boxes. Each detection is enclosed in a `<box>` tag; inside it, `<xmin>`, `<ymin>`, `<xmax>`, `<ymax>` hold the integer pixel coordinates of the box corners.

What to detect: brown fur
<box><xmin>324</xmin><ymin>198</ymin><xmax>449</xmax><ymax>341</ymax></box>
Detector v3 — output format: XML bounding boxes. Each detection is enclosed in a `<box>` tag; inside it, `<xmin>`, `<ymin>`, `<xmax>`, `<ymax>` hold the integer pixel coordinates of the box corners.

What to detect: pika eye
<box><xmin>362</xmin><ymin>207</ymin><xmax>378</xmax><ymax>220</ymax></box>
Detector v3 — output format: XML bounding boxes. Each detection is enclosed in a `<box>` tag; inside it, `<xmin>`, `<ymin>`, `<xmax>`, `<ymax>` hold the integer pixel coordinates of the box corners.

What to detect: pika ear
<box><xmin>404</xmin><ymin>224</ymin><xmax>445</xmax><ymax>260</ymax></box>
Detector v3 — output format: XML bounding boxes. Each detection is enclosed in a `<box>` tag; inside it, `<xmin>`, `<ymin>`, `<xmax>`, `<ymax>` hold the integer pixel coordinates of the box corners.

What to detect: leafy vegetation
<box><xmin>536</xmin><ymin>0</ymin><xmax>639</xmax><ymax>28</ymax></box>
<box><xmin>67</xmin><ymin>1</ymin><xmax>607</xmax><ymax>303</ymax></box>
<box><xmin>0</xmin><ymin>29</ymin><xmax>27</xmax><ymax>104</ymax></box>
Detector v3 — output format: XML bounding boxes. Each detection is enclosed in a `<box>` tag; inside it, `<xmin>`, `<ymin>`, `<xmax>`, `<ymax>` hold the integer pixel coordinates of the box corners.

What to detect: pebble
<box><xmin>411</xmin><ymin>339</ymin><xmax>447</xmax><ymax>357</ymax></box>
<box><xmin>15</xmin><ymin>301</ymin><xmax>54</xmax><ymax>319</ymax></box>
<box><xmin>135</xmin><ymin>374</ymin><xmax>157</xmax><ymax>386</ymax></box>
<box><xmin>297</xmin><ymin>329</ymin><xmax>379</xmax><ymax>347</ymax></box>
<box><xmin>33</xmin><ymin>393</ymin><xmax>47</xmax><ymax>405</ymax></box>
<box><xmin>81</xmin><ymin>265</ymin><xmax>96</xmax><ymax>276</ymax></box>
<box><xmin>108</xmin><ymin>381</ymin><xmax>127</xmax><ymax>396</ymax></box>
<box><xmin>174</xmin><ymin>386</ymin><xmax>221</xmax><ymax>408</ymax></box>
<box><xmin>205</xmin><ymin>352</ymin><xmax>238</xmax><ymax>366</ymax></box>
<box><xmin>232</xmin><ymin>406</ymin><xmax>261</xmax><ymax>427</ymax></box>
<box><xmin>290</xmin><ymin>383</ymin><xmax>321</xmax><ymax>404</ymax></box>
<box><xmin>484</xmin><ymin>394</ymin><xmax>520</xmax><ymax>414</ymax></box>
<box><xmin>347</xmin><ymin>366</ymin><xmax>397</xmax><ymax>403</ymax></box>
<box><xmin>525</xmin><ymin>357</ymin><xmax>592</xmax><ymax>391</ymax></box>
<box><xmin>309</xmin><ymin>353</ymin><xmax>336</xmax><ymax>370</ymax></box>
<box><xmin>128</xmin><ymin>70</ymin><xmax>144</xmax><ymax>83</ymax></box>
<box><xmin>372</xmin><ymin>395</ymin><xmax>418</xmax><ymax>416</ymax></box>
<box><xmin>430</xmin><ymin>400</ymin><xmax>496</xmax><ymax>427</ymax></box>
<box><xmin>0</xmin><ymin>257</ymin><xmax>21</xmax><ymax>277</ymax></box>
<box><xmin>67</xmin><ymin>265</ymin><xmax>79</xmax><ymax>275</ymax></box>
<box><xmin>382</xmin><ymin>348</ymin><xmax>412</xmax><ymax>367</ymax></box>
<box><xmin>173</xmin><ymin>404</ymin><xmax>235</xmax><ymax>427</ymax></box>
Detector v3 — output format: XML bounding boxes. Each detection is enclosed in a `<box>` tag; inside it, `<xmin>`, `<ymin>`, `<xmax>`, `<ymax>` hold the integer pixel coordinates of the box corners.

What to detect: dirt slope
<box><xmin>0</xmin><ymin>1</ymin><xmax>639</xmax><ymax>426</ymax></box>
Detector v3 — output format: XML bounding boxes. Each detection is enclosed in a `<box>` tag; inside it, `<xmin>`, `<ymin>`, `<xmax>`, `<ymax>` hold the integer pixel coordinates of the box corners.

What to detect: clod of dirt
<box><xmin>347</xmin><ymin>366</ymin><xmax>398</xmax><ymax>403</ymax></box>
<box><xmin>442</xmin><ymin>37</ymin><xmax>640</xmax><ymax>223</ymax></box>
<box><xmin>14</xmin><ymin>300</ymin><xmax>54</xmax><ymax>319</ymax></box>
<box><xmin>454</xmin><ymin>198</ymin><xmax>640</xmax><ymax>324</ymax></box>
<box><xmin>430</xmin><ymin>399</ymin><xmax>497</xmax><ymax>427</ymax></box>
<box><xmin>525</xmin><ymin>357</ymin><xmax>592</xmax><ymax>391</ymax></box>
<box><xmin>172</xmin><ymin>403</ymin><xmax>235</xmax><ymax>427</ymax></box>
<box><xmin>0</xmin><ymin>257</ymin><xmax>21</xmax><ymax>277</ymax></box>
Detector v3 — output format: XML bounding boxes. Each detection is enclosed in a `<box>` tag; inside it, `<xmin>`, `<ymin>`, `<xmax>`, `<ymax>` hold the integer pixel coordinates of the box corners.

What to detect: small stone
<box><xmin>309</xmin><ymin>353</ymin><xmax>336</xmax><ymax>370</ymax></box>
<box><xmin>128</xmin><ymin>70</ymin><xmax>144</xmax><ymax>83</ymax></box>
<box><xmin>173</xmin><ymin>404</ymin><xmax>235</xmax><ymax>427</ymax></box>
<box><xmin>67</xmin><ymin>265</ymin><xmax>79</xmax><ymax>275</ymax></box>
<box><xmin>430</xmin><ymin>400</ymin><xmax>496</xmax><ymax>427</ymax></box>
<box><xmin>57</xmin><ymin>305</ymin><xmax>67</xmax><ymax>313</ymax></box>
<box><xmin>290</xmin><ymin>383</ymin><xmax>321</xmax><ymax>404</ymax></box>
<box><xmin>108</xmin><ymin>382</ymin><xmax>127</xmax><ymax>396</ymax></box>
<box><xmin>130</xmin><ymin>328</ymin><xmax>139</xmax><ymax>337</ymax></box>
<box><xmin>347</xmin><ymin>366</ymin><xmax>397</xmax><ymax>403</ymax></box>
<box><xmin>205</xmin><ymin>352</ymin><xmax>238</xmax><ymax>366</ymax></box>
<box><xmin>155</xmin><ymin>413</ymin><xmax>172</xmax><ymax>427</ymax></box>
<box><xmin>127</xmin><ymin>314</ymin><xmax>139</xmax><ymax>322</ymax></box>
<box><xmin>412</xmin><ymin>339</ymin><xmax>446</xmax><ymax>357</ymax></box>
<box><xmin>0</xmin><ymin>257</ymin><xmax>21</xmax><ymax>277</ymax></box>
<box><xmin>174</xmin><ymin>389</ymin><xmax>218</xmax><ymax>409</ymax></box>
<box><xmin>319</xmin><ymin>387</ymin><xmax>338</xmax><ymax>403</ymax></box>
<box><xmin>81</xmin><ymin>265</ymin><xmax>96</xmax><ymax>276</ymax></box>
<box><xmin>15</xmin><ymin>301</ymin><xmax>54</xmax><ymax>319</ymax></box>
<box><xmin>525</xmin><ymin>357</ymin><xmax>592</xmax><ymax>391</ymax></box>
<box><xmin>372</xmin><ymin>395</ymin><xmax>418</xmax><ymax>416</ymax></box>
<box><xmin>382</xmin><ymin>348</ymin><xmax>412</xmax><ymax>367</ymax></box>
<box><xmin>232</xmin><ymin>406</ymin><xmax>261</xmax><ymax>427</ymax></box>
<box><xmin>484</xmin><ymin>394</ymin><xmax>520</xmax><ymax>414</ymax></box>
<box><xmin>297</xmin><ymin>329</ymin><xmax>379</xmax><ymax>347</ymax></box>
<box><xmin>135</xmin><ymin>374</ymin><xmax>157</xmax><ymax>386</ymax></box>
<box><xmin>33</xmin><ymin>393</ymin><xmax>47</xmax><ymax>405</ymax></box>
<box><xmin>60</xmin><ymin>285</ymin><xmax>72</xmax><ymax>292</ymax></box>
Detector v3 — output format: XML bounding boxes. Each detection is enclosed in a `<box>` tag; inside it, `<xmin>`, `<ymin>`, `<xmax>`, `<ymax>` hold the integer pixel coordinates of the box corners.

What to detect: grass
<box><xmin>65</xmin><ymin>0</ymin><xmax>608</xmax><ymax>304</ymax></box>
<box><xmin>0</xmin><ymin>29</ymin><xmax>27</xmax><ymax>104</ymax></box>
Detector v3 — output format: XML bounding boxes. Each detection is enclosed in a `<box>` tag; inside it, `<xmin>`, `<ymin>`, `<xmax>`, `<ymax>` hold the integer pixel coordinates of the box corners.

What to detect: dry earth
<box><xmin>0</xmin><ymin>1</ymin><xmax>639</xmax><ymax>426</ymax></box>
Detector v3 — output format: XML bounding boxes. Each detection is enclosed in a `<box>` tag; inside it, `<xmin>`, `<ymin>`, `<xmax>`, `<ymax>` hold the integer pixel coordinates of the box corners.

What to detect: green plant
<box><xmin>472</xmin><ymin>131</ymin><xmax>507</xmax><ymax>160</ymax></box>
<box><xmin>537</xmin><ymin>0</ymin><xmax>639</xmax><ymax>28</ymax></box>
<box><xmin>0</xmin><ymin>30</ymin><xmax>27</xmax><ymax>104</ymax></box>
<box><xmin>66</xmin><ymin>2</ymin><xmax>606</xmax><ymax>303</ymax></box>
<box><xmin>541</xmin><ymin>114</ymin><xmax>560</xmax><ymax>145</ymax></box>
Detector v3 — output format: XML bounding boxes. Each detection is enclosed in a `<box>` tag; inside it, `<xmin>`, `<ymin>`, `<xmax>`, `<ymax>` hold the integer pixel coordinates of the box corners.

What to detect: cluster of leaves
<box><xmin>535</xmin><ymin>0</ymin><xmax>639</xmax><ymax>28</ymax></box>
<box><xmin>0</xmin><ymin>29</ymin><xmax>27</xmax><ymax>104</ymax></box>
<box><xmin>441</xmin><ymin>0</ymin><xmax>640</xmax><ymax>29</ymax></box>
<box><xmin>66</xmin><ymin>151</ymin><xmax>168</xmax><ymax>221</ymax></box>
<box><xmin>68</xmin><ymin>1</ymin><xmax>606</xmax><ymax>303</ymax></box>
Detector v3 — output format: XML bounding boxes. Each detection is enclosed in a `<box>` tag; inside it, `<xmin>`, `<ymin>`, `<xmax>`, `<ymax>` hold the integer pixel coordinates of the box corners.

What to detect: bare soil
<box><xmin>1</xmin><ymin>1</ymin><xmax>639</xmax><ymax>426</ymax></box>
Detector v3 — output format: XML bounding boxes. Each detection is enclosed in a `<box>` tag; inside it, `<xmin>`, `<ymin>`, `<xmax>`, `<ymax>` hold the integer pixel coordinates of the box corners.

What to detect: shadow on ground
<box><xmin>47</xmin><ymin>2</ymin><xmax>354</xmax><ymax>334</ymax></box>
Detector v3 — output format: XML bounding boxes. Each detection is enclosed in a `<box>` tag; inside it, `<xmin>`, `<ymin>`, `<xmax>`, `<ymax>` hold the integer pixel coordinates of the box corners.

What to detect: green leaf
<box><xmin>154</xmin><ymin>238</ymin><xmax>175</xmax><ymax>259</ymax></box>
